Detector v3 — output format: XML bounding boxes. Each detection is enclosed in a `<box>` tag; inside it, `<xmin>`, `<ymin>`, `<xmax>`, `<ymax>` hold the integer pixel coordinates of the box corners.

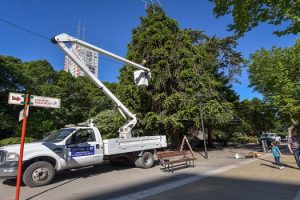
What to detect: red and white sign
<box><xmin>30</xmin><ymin>95</ymin><xmax>61</xmax><ymax>108</ymax></box>
<box><xmin>8</xmin><ymin>93</ymin><xmax>61</xmax><ymax>108</ymax></box>
<box><xmin>8</xmin><ymin>92</ymin><xmax>24</xmax><ymax>105</ymax></box>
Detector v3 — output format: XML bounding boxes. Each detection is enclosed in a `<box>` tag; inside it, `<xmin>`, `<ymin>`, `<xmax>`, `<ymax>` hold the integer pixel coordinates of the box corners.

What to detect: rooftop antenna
<box><xmin>142</xmin><ymin>0</ymin><xmax>148</xmax><ymax>9</ymax></box>
<box><xmin>76</xmin><ymin>20</ymin><xmax>81</xmax><ymax>39</ymax></box>
<box><xmin>150</xmin><ymin>0</ymin><xmax>155</xmax><ymax>13</ymax></box>
<box><xmin>82</xmin><ymin>21</ymin><xmax>86</xmax><ymax>41</ymax></box>
<box><xmin>142</xmin><ymin>0</ymin><xmax>161</xmax><ymax>10</ymax></box>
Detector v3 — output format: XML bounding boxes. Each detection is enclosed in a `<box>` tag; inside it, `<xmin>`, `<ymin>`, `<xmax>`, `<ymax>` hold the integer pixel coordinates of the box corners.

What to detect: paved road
<box><xmin>143</xmin><ymin>155</ymin><xmax>300</xmax><ymax>200</ymax></box>
<box><xmin>1</xmin><ymin>144</ymin><xmax>299</xmax><ymax>200</ymax></box>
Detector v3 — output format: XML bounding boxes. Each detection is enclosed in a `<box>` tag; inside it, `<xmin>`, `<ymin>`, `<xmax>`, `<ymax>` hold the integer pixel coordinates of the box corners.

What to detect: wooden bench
<box><xmin>156</xmin><ymin>150</ymin><xmax>195</xmax><ymax>173</ymax></box>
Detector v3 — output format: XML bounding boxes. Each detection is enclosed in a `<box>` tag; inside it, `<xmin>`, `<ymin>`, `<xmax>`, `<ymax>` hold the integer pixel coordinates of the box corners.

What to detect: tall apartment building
<box><xmin>64</xmin><ymin>44</ymin><xmax>99</xmax><ymax>78</ymax></box>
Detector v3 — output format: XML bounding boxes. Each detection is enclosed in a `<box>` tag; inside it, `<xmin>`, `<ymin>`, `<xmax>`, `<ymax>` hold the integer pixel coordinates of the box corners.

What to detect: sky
<box><xmin>0</xmin><ymin>0</ymin><xmax>298</xmax><ymax>100</ymax></box>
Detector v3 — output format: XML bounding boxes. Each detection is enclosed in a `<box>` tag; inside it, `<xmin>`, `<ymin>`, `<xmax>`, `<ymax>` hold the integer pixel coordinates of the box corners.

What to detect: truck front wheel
<box><xmin>137</xmin><ymin>152</ymin><xmax>154</xmax><ymax>169</ymax></box>
<box><xmin>23</xmin><ymin>161</ymin><xmax>55</xmax><ymax>188</ymax></box>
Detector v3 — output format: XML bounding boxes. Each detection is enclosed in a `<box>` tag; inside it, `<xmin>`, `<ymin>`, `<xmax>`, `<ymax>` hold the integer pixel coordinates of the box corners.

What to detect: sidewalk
<box><xmin>143</xmin><ymin>148</ymin><xmax>300</xmax><ymax>200</ymax></box>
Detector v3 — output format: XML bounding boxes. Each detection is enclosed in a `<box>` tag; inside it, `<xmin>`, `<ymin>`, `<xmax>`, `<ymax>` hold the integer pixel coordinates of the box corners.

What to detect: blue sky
<box><xmin>0</xmin><ymin>0</ymin><xmax>298</xmax><ymax>100</ymax></box>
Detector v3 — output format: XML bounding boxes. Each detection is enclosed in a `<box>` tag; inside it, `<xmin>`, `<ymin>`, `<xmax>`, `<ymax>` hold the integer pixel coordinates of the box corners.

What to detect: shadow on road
<box><xmin>1</xmin><ymin>163</ymin><xmax>138</xmax><ymax>200</ymax></box>
<box><xmin>258</xmin><ymin>157</ymin><xmax>299</xmax><ymax>170</ymax></box>
<box><xmin>75</xmin><ymin>173</ymin><xmax>300</xmax><ymax>200</ymax></box>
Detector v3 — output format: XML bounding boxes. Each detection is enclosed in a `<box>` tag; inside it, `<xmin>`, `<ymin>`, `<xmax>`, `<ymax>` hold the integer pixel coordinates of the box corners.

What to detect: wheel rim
<box><xmin>32</xmin><ymin>167</ymin><xmax>49</xmax><ymax>182</ymax></box>
<box><xmin>144</xmin><ymin>155</ymin><xmax>152</xmax><ymax>165</ymax></box>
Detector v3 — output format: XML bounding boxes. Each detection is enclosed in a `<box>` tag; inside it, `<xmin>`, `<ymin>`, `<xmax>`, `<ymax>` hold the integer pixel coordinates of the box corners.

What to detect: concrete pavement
<box><xmin>1</xmin><ymin>144</ymin><xmax>299</xmax><ymax>200</ymax></box>
<box><xmin>110</xmin><ymin>144</ymin><xmax>300</xmax><ymax>200</ymax></box>
<box><xmin>143</xmin><ymin>153</ymin><xmax>300</xmax><ymax>200</ymax></box>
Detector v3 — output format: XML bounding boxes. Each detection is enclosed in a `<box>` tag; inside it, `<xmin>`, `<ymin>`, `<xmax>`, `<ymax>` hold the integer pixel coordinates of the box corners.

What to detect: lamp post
<box><xmin>197</xmin><ymin>94</ymin><xmax>208</xmax><ymax>159</ymax></box>
<box><xmin>260</xmin><ymin>111</ymin><xmax>267</xmax><ymax>152</ymax></box>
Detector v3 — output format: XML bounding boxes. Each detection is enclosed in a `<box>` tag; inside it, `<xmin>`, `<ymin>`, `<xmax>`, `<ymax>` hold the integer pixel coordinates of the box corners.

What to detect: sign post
<box><xmin>15</xmin><ymin>94</ymin><xmax>29</xmax><ymax>200</ymax></box>
<box><xmin>8</xmin><ymin>92</ymin><xmax>60</xmax><ymax>200</ymax></box>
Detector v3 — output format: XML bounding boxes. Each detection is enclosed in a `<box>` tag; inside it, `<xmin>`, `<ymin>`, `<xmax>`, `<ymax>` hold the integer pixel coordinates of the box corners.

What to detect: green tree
<box><xmin>118</xmin><ymin>5</ymin><xmax>243</xmax><ymax>146</ymax></box>
<box><xmin>212</xmin><ymin>0</ymin><xmax>300</xmax><ymax>36</ymax></box>
<box><xmin>236</xmin><ymin>98</ymin><xmax>278</xmax><ymax>135</ymax></box>
<box><xmin>248</xmin><ymin>39</ymin><xmax>300</xmax><ymax>125</ymax></box>
<box><xmin>0</xmin><ymin>55</ymin><xmax>115</xmax><ymax>140</ymax></box>
<box><xmin>93</xmin><ymin>109</ymin><xmax>125</xmax><ymax>139</ymax></box>
<box><xmin>0</xmin><ymin>56</ymin><xmax>23</xmax><ymax>138</ymax></box>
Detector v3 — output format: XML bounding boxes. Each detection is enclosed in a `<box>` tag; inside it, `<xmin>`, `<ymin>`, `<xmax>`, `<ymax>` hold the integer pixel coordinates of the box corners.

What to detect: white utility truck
<box><xmin>0</xmin><ymin>34</ymin><xmax>167</xmax><ymax>187</ymax></box>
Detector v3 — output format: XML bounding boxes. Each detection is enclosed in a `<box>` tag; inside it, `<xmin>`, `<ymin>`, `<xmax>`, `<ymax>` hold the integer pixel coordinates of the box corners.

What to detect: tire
<box><xmin>138</xmin><ymin>152</ymin><xmax>154</xmax><ymax>169</ymax></box>
<box><xmin>134</xmin><ymin>157</ymin><xmax>141</xmax><ymax>168</ymax></box>
<box><xmin>22</xmin><ymin>161</ymin><xmax>55</xmax><ymax>188</ymax></box>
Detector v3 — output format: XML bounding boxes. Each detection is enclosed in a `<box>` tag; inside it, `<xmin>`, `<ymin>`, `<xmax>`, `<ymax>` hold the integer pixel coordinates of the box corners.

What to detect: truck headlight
<box><xmin>6</xmin><ymin>152</ymin><xmax>19</xmax><ymax>161</ymax></box>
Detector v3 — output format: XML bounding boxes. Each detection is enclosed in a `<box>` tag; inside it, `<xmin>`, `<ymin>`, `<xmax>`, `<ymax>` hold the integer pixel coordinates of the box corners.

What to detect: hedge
<box><xmin>0</xmin><ymin>137</ymin><xmax>36</xmax><ymax>147</ymax></box>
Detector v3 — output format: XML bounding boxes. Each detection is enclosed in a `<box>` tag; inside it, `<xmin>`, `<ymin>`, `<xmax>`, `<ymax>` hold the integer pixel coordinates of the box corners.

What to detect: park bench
<box><xmin>156</xmin><ymin>150</ymin><xmax>195</xmax><ymax>173</ymax></box>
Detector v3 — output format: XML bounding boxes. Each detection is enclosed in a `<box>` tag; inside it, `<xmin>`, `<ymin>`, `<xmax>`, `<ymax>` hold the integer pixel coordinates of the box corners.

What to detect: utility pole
<box><xmin>200</xmin><ymin>99</ymin><xmax>208</xmax><ymax>159</ymax></box>
<box><xmin>197</xmin><ymin>93</ymin><xmax>208</xmax><ymax>159</ymax></box>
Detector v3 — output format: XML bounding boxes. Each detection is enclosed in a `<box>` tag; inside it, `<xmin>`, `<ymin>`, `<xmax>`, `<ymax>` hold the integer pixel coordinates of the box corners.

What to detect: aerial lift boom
<box><xmin>51</xmin><ymin>33</ymin><xmax>151</xmax><ymax>139</ymax></box>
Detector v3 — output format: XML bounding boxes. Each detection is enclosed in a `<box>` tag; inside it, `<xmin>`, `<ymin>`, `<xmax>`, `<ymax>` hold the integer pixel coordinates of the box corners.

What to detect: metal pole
<box><xmin>15</xmin><ymin>94</ymin><xmax>29</xmax><ymax>200</ymax></box>
<box><xmin>200</xmin><ymin>101</ymin><xmax>208</xmax><ymax>159</ymax></box>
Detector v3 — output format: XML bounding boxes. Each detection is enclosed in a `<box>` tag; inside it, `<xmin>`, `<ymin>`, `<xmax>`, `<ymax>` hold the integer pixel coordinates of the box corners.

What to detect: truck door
<box><xmin>65</xmin><ymin>128</ymin><xmax>100</xmax><ymax>168</ymax></box>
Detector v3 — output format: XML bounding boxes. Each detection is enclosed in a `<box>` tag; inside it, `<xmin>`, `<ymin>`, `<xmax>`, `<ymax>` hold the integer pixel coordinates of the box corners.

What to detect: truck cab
<box><xmin>0</xmin><ymin>127</ymin><xmax>104</xmax><ymax>187</ymax></box>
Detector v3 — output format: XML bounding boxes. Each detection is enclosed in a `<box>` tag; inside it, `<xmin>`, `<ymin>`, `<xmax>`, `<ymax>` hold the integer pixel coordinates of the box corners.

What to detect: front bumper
<box><xmin>0</xmin><ymin>161</ymin><xmax>19</xmax><ymax>179</ymax></box>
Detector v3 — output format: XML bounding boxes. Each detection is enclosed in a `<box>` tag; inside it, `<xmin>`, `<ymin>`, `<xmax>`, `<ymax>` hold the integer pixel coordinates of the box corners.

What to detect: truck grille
<box><xmin>0</xmin><ymin>151</ymin><xmax>5</xmax><ymax>164</ymax></box>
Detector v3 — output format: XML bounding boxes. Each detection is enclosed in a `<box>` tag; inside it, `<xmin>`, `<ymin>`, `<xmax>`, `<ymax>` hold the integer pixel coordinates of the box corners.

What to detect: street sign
<box><xmin>19</xmin><ymin>108</ymin><xmax>29</xmax><ymax>122</ymax></box>
<box><xmin>30</xmin><ymin>95</ymin><xmax>61</xmax><ymax>108</ymax></box>
<box><xmin>9</xmin><ymin>93</ymin><xmax>60</xmax><ymax>200</ymax></box>
<box><xmin>8</xmin><ymin>93</ymin><xmax>61</xmax><ymax>108</ymax></box>
<box><xmin>8</xmin><ymin>92</ymin><xmax>24</xmax><ymax>105</ymax></box>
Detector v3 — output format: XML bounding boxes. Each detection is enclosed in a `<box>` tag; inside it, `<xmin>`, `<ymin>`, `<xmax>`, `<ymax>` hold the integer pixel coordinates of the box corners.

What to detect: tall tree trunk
<box><xmin>207</xmin><ymin>125</ymin><xmax>214</xmax><ymax>147</ymax></box>
<box><xmin>172</xmin><ymin>127</ymin><xmax>180</xmax><ymax>148</ymax></box>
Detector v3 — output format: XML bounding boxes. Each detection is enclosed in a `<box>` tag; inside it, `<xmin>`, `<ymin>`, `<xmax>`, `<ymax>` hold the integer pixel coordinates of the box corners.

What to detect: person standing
<box><xmin>287</xmin><ymin>125</ymin><xmax>300</xmax><ymax>168</ymax></box>
<box><xmin>271</xmin><ymin>141</ymin><xmax>284</xmax><ymax>169</ymax></box>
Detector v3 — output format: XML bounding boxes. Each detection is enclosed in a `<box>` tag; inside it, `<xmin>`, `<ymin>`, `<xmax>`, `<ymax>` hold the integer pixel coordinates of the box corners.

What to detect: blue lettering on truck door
<box><xmin>71</xmin><ymin>146</ymin><xmax>94</xmax><ymax>157</ymax></box>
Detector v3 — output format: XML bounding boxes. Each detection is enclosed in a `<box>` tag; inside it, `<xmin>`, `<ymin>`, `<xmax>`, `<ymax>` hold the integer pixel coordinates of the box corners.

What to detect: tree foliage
<box><xmin>235</xmin><ymin>98</ymin><xmax>280</xmax><ymax>135</ymax></box>
<box><xmin>212</xmin><ymin>0</ymin><xmax>300</xmax><ymax>36</ymax></box>
<box><xmin>1</xmin><ymin>5</ymin><xmax>245</xmax><ymax>146</ymax></box>
<box><xmin>248</xmin><ymin>39</ymin><xmax>300</xmax><ymax>124</ymax></box>
<box><xmin>118</xmin><ymin>4</ymin><xmax>243</xmax><ymax>145</ymax></box>
<box><xmin>0</xmin><ymin>55</ymin><xmax>115</xmax><ymax>139</ymax></box>
<box><xmin>93</xmin><ymin>109</ymin><xmax>125</xmax><ymax>139</ymax></box>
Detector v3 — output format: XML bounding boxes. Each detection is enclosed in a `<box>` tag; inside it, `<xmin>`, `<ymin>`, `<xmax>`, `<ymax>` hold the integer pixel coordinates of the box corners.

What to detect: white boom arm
<box><xmin>52</xmin><ymin>33</ymin><xmax>151</xmax><ymax>139</ymax></box>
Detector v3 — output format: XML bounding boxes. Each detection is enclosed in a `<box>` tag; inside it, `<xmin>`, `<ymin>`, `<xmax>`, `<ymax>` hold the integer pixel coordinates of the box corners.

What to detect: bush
<box><xmin>247</xmin><ymin>136</ymin><xmax>258</xmax><ymax>143</ymax></box>
<box><xmin>93</xmin><ymin>109</ymin><xmax>125</xmax><ymax>139</ymax></box>
<box><xmin>0</xmin><ymin>137</ymin><xmax>36</xmax><ymax>147</ymax></box>
<box><xmin>228</xmin><ymin>136</ymin><xmax>258</xmax><ymax>144</ymax></box>
<box><xmin>277</xmin><ymin>132</ymin><xmax>287</xmax><ymax>139</ymax></box>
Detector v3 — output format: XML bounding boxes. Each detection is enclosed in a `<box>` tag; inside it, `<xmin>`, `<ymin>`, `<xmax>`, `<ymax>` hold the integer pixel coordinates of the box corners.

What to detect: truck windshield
<box><xmin>43</xmin><ymin>128</ymin><xmax>76</xmax><ymax>143</ymax></box>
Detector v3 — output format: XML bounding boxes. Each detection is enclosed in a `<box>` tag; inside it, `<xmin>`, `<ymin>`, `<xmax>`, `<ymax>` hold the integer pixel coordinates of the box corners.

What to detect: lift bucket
<box><xmin>134</xmin><ymin>70</ymin><xmax>150</xmax><ymax>87</ymax></box>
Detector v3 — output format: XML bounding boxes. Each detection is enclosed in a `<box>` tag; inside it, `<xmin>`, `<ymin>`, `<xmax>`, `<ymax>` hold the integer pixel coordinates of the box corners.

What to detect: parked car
<box><xmin>258</xmin><ymin>133</ymin><xmax>281</xmax><ymax>145</ymax></box>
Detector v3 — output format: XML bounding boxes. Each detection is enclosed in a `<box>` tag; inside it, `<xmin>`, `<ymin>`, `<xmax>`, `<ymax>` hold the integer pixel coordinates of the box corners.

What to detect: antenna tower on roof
<box><xmin>76</xmin><ymin>20</ymin><xmax>81</xmax><ymax>39</ymax></box>
<box><xmin>142</xmin><ymin>0</ymin><xmax>162</xmax><ymax>10</ymax></box>
<box><xmin>76</xmin><ymin>19</ymin><xmax>86</xmax><ymax>41</ymax></box>
<box><xmin>82</xmin><ymin>21</ymin><xmax>86</xmax><ymax>41</ymax></box>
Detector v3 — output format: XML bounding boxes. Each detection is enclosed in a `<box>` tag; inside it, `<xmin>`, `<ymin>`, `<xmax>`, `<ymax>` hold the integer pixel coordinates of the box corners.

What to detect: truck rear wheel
<box><xmin>23</xmin><ymin>161</ymin><xmax>55</xmax><ymax>188</ymax></box>
<box><xmin>137</xmin><ymin>152</ymin><xmax>154</xmax><ymax>169</ymax></box>
<box><xmin>134</xmin><ymin>157</ymin><xmax>141</xmax><ymax>168</ymax></box>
